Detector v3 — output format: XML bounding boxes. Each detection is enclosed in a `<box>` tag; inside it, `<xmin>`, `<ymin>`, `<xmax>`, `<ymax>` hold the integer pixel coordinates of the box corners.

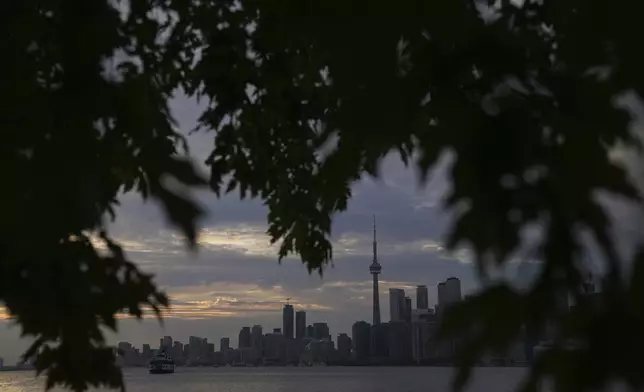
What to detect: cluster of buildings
<box><xmin>114</xmin><ymin>278</ymin><xmax>529</xmax><ymax>367</ymax></box>
<box><xmin>349</xmin><ymin>279</ymin><xmax>530</xmax><ymax>366</ymax></box>
<box><xmin>0</xmin><ymin>220</ymin><xmax>605</xmax><ymax>371</ymax></box>
<box><xmin>1</xmin><ymin>263</ymin><xmax>599</xmax><ymax>370</ymax></box>
<box><xmin>115</xmin><ymin>306</ymin><xmax>346</xmax><ymax>367</ymax></box>
<box><xmin>92</xmin><ymin>217</ymin><xmax>601</xmax><ymax>368</ymax></box>
<box><xmin>114</xmin><ymin>218</ymin><xmax>534</xmax><ymax>367</ymax></box>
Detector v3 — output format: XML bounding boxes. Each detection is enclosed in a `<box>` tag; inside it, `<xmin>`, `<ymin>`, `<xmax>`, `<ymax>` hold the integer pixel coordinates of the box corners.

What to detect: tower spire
<box><xmin>369</xmin><ymin>215</ymin><xmax>382</xmax><ymax>325</ymax></box>
<box><xmin>372</xmin><ymin>214</ymin><xmax>378</xmax><ymax>263</ymax></box>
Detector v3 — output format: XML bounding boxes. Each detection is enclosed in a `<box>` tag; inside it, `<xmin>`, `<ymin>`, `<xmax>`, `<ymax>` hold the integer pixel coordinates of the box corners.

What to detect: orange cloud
<box><xmin>1</xmin><ymin>281</ymin><xmax>332</xmax><ymax>324</ymax></box>
<box><xmin>110</xmin><ymin>282</ymin><xmax>332</xmax><ymax>320</ymax></box>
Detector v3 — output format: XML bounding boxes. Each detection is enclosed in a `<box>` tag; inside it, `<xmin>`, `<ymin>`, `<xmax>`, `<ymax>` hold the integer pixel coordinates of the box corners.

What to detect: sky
<box><xmin>0</xmin><ymin>94</ymin><xmax>476</xmax><ymax>365</ymax></box>
<box><xmin>1</xmin><ymin>93</ymin><xmax>643</xmax><ymax>366</ymax></box>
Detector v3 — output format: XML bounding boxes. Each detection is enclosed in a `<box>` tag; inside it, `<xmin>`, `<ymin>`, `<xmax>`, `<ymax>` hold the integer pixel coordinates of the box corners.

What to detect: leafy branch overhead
<box><xmin>2</xmin><ymin>0</ymin><xmax>644</xmax><ymax>391</ymax></box>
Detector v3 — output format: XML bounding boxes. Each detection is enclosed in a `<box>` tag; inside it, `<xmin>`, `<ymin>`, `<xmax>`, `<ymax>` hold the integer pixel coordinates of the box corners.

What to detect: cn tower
<box><xmin>370</xmin><ymin>215</ymin><xmax>382</xmax><ymax>325</ymax></box>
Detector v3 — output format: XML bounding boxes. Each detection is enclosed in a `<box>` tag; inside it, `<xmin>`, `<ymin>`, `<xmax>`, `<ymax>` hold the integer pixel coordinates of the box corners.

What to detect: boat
<box><xmin>148</xmin><ymin>350</ymin><xmax>175</xmax><ymax>374</ymax></box>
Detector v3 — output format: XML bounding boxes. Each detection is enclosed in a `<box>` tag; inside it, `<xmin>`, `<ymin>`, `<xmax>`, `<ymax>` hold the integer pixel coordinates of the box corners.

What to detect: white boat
<box><xmin>148</xmin><ymin>350</ymin><xmax>175</xmax><ymax>374</ymax></box>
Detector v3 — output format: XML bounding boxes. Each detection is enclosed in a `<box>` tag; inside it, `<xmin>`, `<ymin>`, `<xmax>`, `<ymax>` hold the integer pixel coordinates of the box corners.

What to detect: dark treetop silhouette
<box><xmin>2</xmin><ymin>0</ymin><xmax>644</xmax><ymax>391</ymax></box>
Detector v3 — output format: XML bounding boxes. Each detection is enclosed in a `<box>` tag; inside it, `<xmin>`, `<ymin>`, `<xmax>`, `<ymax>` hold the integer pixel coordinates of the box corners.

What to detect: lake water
<box><xmin>0</xmin><ymin>367</ymin><xmax>626</xmax><ymax>392</ymax></box>
<box><xmin>0</xmin><ymin>367</ymin><xmax>530</xmax><ymax>392</ymax></box>
<box><xmin>1</xmin><ymin>366</ymin><xmax>630</xmax><ymax>392</ymax></box>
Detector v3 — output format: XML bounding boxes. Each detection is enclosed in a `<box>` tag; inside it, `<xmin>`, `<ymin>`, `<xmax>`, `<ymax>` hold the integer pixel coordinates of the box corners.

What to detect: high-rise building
<box><xmin>370</xmin><ymin>215</ymin><xmax>382</xmax><ymax>325</ymax></box>
<box><xmin>283</xmin><ymin>304</ymin><xmax>294</xmax><ymax>339</ymax></box>
<box><xmin>416</xmin><ymin>285</ymin><xmax>429</xmax><ymax>310</ymax></box>
<box><xmin>188</xmin><ymin>336</ymin><xmax>206</xmax><ymax>360</ymax></box>
<box><xmin>352</xmin><ymin>321</ymin><xmax>371</xmax><ymax>363</ymax></box>
<box><xmin>313</xmin><ymin>322</ymin><xmax>330</xmax><ymax>340</ymax></box>
<box><xmin>445</xmin><ymin>277</ymin><xmax>462</xmax><ymax>304</ymax></box>
<box><xmin>389</xmin><ymin>288</ymin><xmax>406</xmax><ymax>322</ymax></box>
<box><xmin>437</xmin><ymin>278</ymin><xmax>462</xmax><ymax>313</ymax></box>
<box><xmin>435</xmin><ymin>278</ymin><xmax>461</xmax><ymax>361</ymax></box>
<box><xmin>238</xmin><ymin>327</ymin><xmax>251</xmax><ymax>348</ymax></box>
<box><xmin>337</xmin><ymin>333</ymin><xmax>352</xmax><ymax>362</ymax></box>
<box><xmin>205</xmin><ymin>343</ymin><xmax>215</xmax><ymax>362</ymax></box>
<box><xmin>295</xmin><ymin>311</ymin><xmax>306</xmax><ymax>340</ymax></box>
<box><xmin>161</xmin><ymin>336</ymin><xmax>172</xmax><ymax>350</ymax></box>
<box><xmin>263</xmin><ymin>329</ymin><xmax>285</xmax><ymax>362</ymax></box>
<box><xmin>404</xmin><ymin>296</ymin><xmax>412</xmax><ymax>322</ymax></box>
<box><xmin>142</xmin><ymin>344</ymin><xmax>151</xmax><ymax>359</ymax></box>
<box><xmin>251</xmin><ymin>325</ymin><xmax>263</xmax><ymax>355</ymax></box>
<box><xmin>437</xmin><ymin>281</ymin><xmax>446</xmax><ymax>312</ymax></box>
<box><xmin>388</xmin><ymin>321</ymin><xmax>412</xmax><ymax>363</ymax></box>
<box><xmin>306</xmin><ymin>325</ymin><xmax>314</xmax><ymax>338</ymax></box>
<box><xmin>411</xmin><ymin>310</ymin><xmax>437</xmax><ymax>363</ymax></box>
<box><xmin>220</xmin><ymin>337</ymin><xmax>230</xmax><ymax>352</ymax></box>
<box><xmin>370</xmin><ymin>323</ymin><xmax>390</xmax><ymax>358</ymax></box>
<box><xmin>172</xmin><ymin>341</ymin><xmax>183</xmax><ymax>359</ymax></box>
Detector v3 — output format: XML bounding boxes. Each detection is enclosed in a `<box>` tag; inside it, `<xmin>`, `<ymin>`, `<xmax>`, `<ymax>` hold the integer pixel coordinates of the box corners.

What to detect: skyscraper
<box><xmin>283</xmin><ymin>304</ymin><xmax>294</xmax><ymax>339</ymax></box>
<box><xmin>295</xmin><ymin>310</ymin><xmax>306</xmax><ymax>340</ymax></box>
<box><xmin>238</xmin><ymin>327</ymin><xmax>251</xmax><ymax>348</ymax></box>
<box><xmin>352</xmin><ymin>321</ymin><xmax>372</xmax><ymax>363</ymax></box>
<box><xmin>371</xmin><ymin>323</ymin><xmax>390</xmax><ymax>358</ymax></box>
<box><xmin>416</xmin><ymin>285</ymin><xmax>429</xmax><ymax>310</ymax></box>
<box><xmin>437</xmin><ymin>281</ymin><xmax>447</xmax><ymax>312</ymax></box>
<box><xmin>337</xmin><ymin>333</ymin><xmax>352</xmax><ymax>361</ymax></box>
<box><xmin>370</xmin><ymin>215</ymin><xmax>382</xmax><ymax>325</ymax></box>
<box><xmin>312</xmin><ymin>322</ymin><xmax>330</xmax><ymax>340</ymax></box>
<box><xmin>173</xmin><ymin>341</ymin><xmax>183</xmax><ymax>359</ymax></box>
<box><xmin>142</xmin><ymin>344</ymin><xmax>151</xmax><ymax>359</ymax></box>
<box><xmin>188</xmin><ymin>336</ymin><xmax>206</xmax><ymax>360</ymax></box>
<box><xmin>251</xmin><ymin>325</ymin><xmax>263</xmax><ymax>355</ymax></box>
<box><xmin>389</xmin><ymin>288</ymin><xmax>406</xmax><ymax>322</ymax></box>
<box><xmin>220</xmin><ymin>337</ymin><xmax>230</xmax><ymax>352</ymax></box>
<box><xmin>437</xmin><ymin>278</ymin><xmax>462</xmax><ymax>314</ymax></box>
<box><xmin>388</xmin><ymin>321</ymin><xmax>412</xmax><ymax>362</ymax></box>
<box><xmin>162</xmin><ymin>336</ymin><xmax>172</xmax><ymax>350</ymax></box>
<box><xmin>444</xmin><ymin>277</ymin><xmax>462</xmax><ymax>305</ymax></box>
<box><xmin>404</xmin><ymin>296</ymin><xmax>412</xmax><ymax>322</ymax></box>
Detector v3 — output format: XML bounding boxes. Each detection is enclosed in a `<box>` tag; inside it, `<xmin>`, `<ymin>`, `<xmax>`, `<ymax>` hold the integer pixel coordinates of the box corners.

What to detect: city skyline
<box><xmin>96</xmin><ymin>275</ymin><xmax>468</xmax><ymax>369</ymax></box>
<box><xmin>0</xmin><ymin>94</ymin><xmax>602</xmax><ymax>365</ymax></box>
<box><xmin>0</xmin><ymin>234</ymin><xmax>476</xmax><ymax>366</ymax></box>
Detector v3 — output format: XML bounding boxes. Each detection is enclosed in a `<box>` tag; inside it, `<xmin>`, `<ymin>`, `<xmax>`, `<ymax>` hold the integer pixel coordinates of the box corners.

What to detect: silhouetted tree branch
<box><xmin>2</xmin><ymin>0</ymin><xmax>643</xmax><ymax>391</ymax></box>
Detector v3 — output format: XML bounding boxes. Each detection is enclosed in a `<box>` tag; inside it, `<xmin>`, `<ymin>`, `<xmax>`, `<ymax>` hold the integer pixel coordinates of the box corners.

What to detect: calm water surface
<box><xmin>0</xmin><ymin>367</ymin><xmax>532</xmax><ymax>392</ymax></box>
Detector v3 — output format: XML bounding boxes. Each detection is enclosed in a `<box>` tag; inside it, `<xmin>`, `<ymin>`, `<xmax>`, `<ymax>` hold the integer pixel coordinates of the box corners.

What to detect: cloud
<box><xmin>198</xmin><ymin>225</ymin><xmax>276</xmax><ymax>257</ymax></box>
<box><xmin>163</xmin><ymin>282</ymin><xmax>332</xmax><ymax>319</ymax></box>
<box><xmin>0</xmin><ymin>95</ymin><xmax>467</xmax><ymax>365</ymax></box>
<box><xmin>318</xmin><ymin>280</ymin><xmax>419</xmax><ymax>294</ymax></box>
<box><xmin>0</xmin><ymin>156</ymin><xmax>472</xmax><ymax>365</ymax></box>
<box><xmin>3</xmin><ymin>74</ymin><xmax>644</xmax><ymax>371</ymax></box>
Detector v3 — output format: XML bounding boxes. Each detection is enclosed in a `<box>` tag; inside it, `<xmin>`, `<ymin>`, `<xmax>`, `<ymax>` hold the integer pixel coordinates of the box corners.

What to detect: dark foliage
<box><xmin>2</xmin><ymin>0</ymin><xmax>643</xmax><ymax>391</ymax></box>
